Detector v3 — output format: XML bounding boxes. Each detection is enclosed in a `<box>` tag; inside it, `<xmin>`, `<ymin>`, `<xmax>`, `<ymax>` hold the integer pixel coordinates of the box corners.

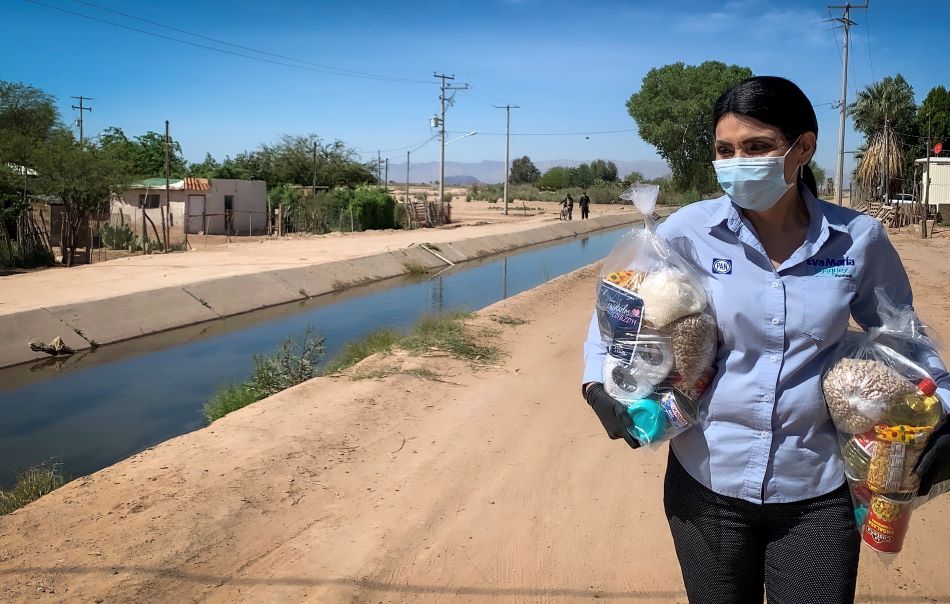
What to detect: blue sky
<box><xmin>4</xmin><ymin>0</ymin><xmax>949</xmax><ymax>179</ymax></box>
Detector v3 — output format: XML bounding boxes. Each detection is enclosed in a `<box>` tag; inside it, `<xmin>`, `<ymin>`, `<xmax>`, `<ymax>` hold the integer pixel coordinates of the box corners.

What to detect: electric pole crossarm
<box><xmin>70</xmin><ymin>95</ymin><xmax>93</xmax><ymax>143</ymax></box>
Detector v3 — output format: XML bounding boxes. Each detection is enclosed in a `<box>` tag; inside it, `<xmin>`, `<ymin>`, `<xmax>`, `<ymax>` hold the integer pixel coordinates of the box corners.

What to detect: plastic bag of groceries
<box><xmin>822</xmin><ymin>288</ymin><xmax>945</xmax><ymax>556</ymax></box>
<box><xmin>595</xmin><ymin>184</ymin><xmax>717</xmax><ymax>446</ymax></box>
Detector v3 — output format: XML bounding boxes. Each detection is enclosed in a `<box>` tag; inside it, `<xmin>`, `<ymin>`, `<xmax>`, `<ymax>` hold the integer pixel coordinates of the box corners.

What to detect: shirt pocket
<box><xmin>794</xmin><ymin>278</ymin><xmax>857</xmax><ymax>345</ymax></box>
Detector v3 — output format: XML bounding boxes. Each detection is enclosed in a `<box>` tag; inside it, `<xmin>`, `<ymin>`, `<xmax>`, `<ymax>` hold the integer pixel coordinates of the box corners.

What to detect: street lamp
<box><xmin>446</xmin><ymin>131</ymin><xmax>477</xmax><ymax>146</ymax></box>
<box><xmin>439</xmin><ymin>131</ymin><xmax>476</xmax><ymax>219</ymax></box>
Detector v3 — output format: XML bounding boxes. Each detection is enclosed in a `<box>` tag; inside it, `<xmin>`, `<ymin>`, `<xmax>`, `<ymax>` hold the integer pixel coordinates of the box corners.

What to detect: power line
<box><xmin>447</xmin><ymin>128</ymin><xmax>636</xmax><ymax>136</ymax></box>
<box><xmin>357</xmin><ymin>135</ymin><xmax>437</xmax><ymax>155</ymax></box>
<box><xmin>27</xmin><ymin>0</ymin><xmax>434</xmax><ymax>84</ymax></box>
<box><xmin>863</xmin><ymin>5</ymin><xmax>875</xmax><ymax>83</ymax></box>
<box><xmin>69</xmin><ymin>0</ymin><xmax>432</xmax><ymax>84</ymax></box>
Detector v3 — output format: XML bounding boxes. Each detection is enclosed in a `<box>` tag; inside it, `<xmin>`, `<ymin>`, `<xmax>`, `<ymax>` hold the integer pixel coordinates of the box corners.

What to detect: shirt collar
<box><xmin>702</xmin><ymin>186</ymin><xmax>846</xmax><ymax>237</ymax></box>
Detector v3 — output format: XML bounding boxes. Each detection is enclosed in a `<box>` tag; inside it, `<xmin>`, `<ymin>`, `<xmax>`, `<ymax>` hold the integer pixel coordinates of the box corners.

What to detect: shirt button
<box><xmin>772</xmin><ymin>281</ymin><xmax>779</xmax><ymax>288</ymax></box>
<box><xmin>764</xmin><ymin>395</ymin><xmax>772</xmax><ymax>402</ymax></box>
<box><xmin>771</xmin><ymin>318</ymin><xmax>780</xmax><ymax>325</ymax></box>
<box><xmin>770</xmin><ymin>355</ymin><xmax>777</xmax><ymax>363</ymax></box>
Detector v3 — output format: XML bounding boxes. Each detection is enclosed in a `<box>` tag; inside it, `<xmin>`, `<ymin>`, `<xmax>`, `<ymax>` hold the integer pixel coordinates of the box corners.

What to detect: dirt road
<box><xmin>2</xmin><ymin>230</ymin><xmax>950</xmax><ymax>602</ymax></box>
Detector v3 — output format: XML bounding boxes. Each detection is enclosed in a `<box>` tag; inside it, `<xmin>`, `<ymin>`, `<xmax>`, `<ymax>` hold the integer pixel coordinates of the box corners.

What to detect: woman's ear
<box><xmin>798</xmin><ymin>132</ymin><xmax>817</xmax><ymax>165</ymax></box>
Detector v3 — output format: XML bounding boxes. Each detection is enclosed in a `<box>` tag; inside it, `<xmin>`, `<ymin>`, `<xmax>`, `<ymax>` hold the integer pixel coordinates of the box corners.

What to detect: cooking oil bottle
<box><xmin>883</xmin><ymin>378</ymin><xmax>942</xmax><ymax>428</ymax></box>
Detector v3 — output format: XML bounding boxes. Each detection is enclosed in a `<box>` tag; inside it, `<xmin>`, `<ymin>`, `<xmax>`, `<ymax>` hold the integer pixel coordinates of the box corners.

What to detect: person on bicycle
<box><xmin>562</xmin><ymin>193</ymin><xmax>574</xmax><ymax>221</ymax></box>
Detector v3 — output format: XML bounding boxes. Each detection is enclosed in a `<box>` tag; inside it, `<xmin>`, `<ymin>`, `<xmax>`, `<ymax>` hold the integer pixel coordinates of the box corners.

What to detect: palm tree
<box><xmin>849</xmin><ymin>75</ymin><xmax>918</xmax><ymax>201</ymax></box>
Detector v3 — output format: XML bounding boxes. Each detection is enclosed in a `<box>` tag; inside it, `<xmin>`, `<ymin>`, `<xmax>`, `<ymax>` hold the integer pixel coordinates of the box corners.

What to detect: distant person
<box><xmin>562</xmin><ymin>193</ymin><xmax>574</xmax><ymax>221</ymax></box>
<box><xmin>581</xmin><ymin>75</ymin><xmax>950</xmax><ymax>603</ymax></box>
<box><xmin>579</xmin><ymin>191</ymin><xmax>591</xmax><ymax>219</ymax></box>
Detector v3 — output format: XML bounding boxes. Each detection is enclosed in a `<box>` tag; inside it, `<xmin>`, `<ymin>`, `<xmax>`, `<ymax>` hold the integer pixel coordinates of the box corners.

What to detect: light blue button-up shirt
<box><xmin>583</xmin><ymin>188</ymin><xmax>950</xmax><ymax>504</ymax></box>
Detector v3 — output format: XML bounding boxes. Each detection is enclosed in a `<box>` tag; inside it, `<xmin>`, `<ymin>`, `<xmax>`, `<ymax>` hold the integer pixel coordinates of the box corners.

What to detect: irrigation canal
<box><xmin>0</xmin><ymin>225</ymin><xmax>630</xmax><ymax>487</ymax></box>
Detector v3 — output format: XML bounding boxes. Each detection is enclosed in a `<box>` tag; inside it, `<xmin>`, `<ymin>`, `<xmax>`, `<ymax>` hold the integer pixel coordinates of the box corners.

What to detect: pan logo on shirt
<box><xmin>712</xmin><ymin>258</ymin><xmax>732</xmax><ymax>275</ymax></box>
<box><xmin>807</xmin><ymin>255</ymin><xmax>856</xmax><ymax>278</ymax></box>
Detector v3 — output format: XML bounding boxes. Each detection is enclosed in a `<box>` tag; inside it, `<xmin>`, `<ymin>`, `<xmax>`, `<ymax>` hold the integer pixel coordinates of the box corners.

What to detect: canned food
<box><xmin>862</xmin><ymin>494</ymin><xmax>914</xmax><ymax>554</ymax></box>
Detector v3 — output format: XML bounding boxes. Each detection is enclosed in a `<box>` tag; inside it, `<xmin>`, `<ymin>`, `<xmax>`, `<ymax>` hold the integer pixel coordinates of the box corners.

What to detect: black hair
<box><xmin>713</xmin><ymin>76</ymin><xmax>819</xmax><ymax>197</ymax></box>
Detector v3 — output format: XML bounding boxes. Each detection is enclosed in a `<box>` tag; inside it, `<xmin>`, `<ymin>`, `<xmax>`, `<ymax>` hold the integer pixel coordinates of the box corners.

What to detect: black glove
<box><xmin>915</xmin><ymin>419</ymin><xmax>950</xmax><ymax>496</ymax></box>
<box><xmin>584</xmin><ymin>382</ymin><xmax>640</xmax><ymax>449</ymax></box>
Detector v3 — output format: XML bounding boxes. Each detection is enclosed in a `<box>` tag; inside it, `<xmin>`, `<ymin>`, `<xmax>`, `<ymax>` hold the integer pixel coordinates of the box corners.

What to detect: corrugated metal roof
<box><xmin>183</xmin><ymin>177</ymin><xmax>210</xmax><ymax>190</ymax></box>
<box><xmin>131</xmin><ymin>177</ymin><xmax>184</xmax><ymax>189</ymax></box>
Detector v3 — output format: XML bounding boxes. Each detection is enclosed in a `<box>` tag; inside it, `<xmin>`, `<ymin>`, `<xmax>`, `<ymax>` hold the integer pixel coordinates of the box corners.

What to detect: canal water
<box><xmin>0</xmin><ymin>226</ymin><xmax>630</xmax><ymax>486</ymax></box>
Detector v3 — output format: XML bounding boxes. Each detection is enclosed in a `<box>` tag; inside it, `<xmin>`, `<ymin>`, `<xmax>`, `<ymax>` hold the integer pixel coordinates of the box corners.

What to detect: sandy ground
<box><xmin>0</xmin><ymin>199</ymin><xmax>628</xmax><ymax>315</ymax></box>
<box><xmin>2</xmin><ymin>227</ymin><xmax>950</xmax><ymax>602</ymax></box>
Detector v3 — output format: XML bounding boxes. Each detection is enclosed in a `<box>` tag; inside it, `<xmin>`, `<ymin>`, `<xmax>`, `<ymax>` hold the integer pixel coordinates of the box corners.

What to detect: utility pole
<box><xmin>312</xmin><ymin>141</ymin><xmax>317</xmax><ymax>197</ymax></box>
<box><xmin>385</xmin><ymin>157</ymin><xmax>389</xmax><ymax>191</ymax></box>
<box><xmin>923</xmin><ymin>117</ymin><xmax>932</xmax><ymax>239</ymax></box>
<box><xmin>495</xmin><ymin>104</ymin><xmax>520</xmax><ymax>216</ymax></box>
<box><xmin>377</xmin><ymin>149</ymin><xmax>381</xmax><ymax>183</ymax></box>
<box><xmin>883</xmin><ymin>115</ymin><xmax>889</xmax><ymax>207</ymax></box>
<box><xmin>164</xmin><ymin>120</ymin><xmax>171</xmax><ymax>251</ymax></box>
<box><xmin>406</xmin><ymin>150</ymin><xmax>411</xmax><ymax>227</ymax></box>
<box><xmin>828</xmin><ymin>3</ymin><xmax>867</xmax><ymax>206</ymax></box>
<box><xmin>70</xmin><ymin>96</ymin><xmax>93</xmax><ymax>144</ymax></box>
<box><xmin>434</xmin><ymin>72</ymin><xmax>469</xmax><ymax>221</ymax></box>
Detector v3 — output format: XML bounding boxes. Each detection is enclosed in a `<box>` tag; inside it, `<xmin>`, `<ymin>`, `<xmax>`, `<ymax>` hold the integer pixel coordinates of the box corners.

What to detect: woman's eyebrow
<box><xmin>740</xmin><ymin>136</ymin><xmax>781</xmax><ymax>145</ymax></box>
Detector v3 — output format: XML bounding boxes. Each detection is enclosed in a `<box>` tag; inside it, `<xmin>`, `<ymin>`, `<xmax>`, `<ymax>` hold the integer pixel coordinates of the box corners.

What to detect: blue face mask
<box><xmin>712</xmin><ymin>138</ymin><xmax>801</xmax><ymax>212</ymax></box>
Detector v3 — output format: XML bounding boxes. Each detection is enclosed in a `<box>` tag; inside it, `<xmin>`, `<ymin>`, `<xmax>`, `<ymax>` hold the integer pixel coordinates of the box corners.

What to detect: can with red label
<box><xmin>862</xmin><ymin>494</ymin><xmax>914</xmax><ymax>554</ymax></box>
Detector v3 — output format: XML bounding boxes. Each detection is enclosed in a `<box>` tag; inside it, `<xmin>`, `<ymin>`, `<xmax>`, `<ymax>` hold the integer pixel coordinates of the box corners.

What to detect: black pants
<box><xmin>664</xmin><ymin>451</ymin><xmax>859</xmax><ymax>604</ymax></box>
<box><xmin>581</xmin><ymin>206</ymin><xmax>589</xmax><ymax>219</ymax></box>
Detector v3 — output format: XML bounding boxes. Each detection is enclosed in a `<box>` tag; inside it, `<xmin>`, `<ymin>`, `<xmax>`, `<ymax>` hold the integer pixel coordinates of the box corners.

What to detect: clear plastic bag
<box><xmin>596</xmin><ymin>185</ymin><xmax>718</xmax><ymax>446</ymax></box>
<box><xmin>822</xmin><ymin>288</ymin><xmax>944</xmax><ymax>556</ymax></box>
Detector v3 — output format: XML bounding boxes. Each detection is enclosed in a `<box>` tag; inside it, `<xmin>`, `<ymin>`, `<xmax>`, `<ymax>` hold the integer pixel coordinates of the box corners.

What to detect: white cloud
<box><xmin>674</xmin><ymin>4</ymin><xmax>830</xmax><ymax>46</ymax></box>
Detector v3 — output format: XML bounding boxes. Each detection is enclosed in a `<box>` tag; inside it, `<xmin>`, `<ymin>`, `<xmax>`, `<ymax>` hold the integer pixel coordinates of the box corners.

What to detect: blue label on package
<box><xmin>597</xmin><ymin>280</ymin><xmax>644</xmax><ymax>362</ymax></box>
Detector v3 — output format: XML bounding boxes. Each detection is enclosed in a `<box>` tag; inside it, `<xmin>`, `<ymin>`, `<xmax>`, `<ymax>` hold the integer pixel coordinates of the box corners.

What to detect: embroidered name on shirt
<box><xmin>806</xmin><ymin>256</ymin><xmax>855</xmax><ymax>267</ymax></box>
<box><xmin>807</xmin><ymin>256</ymin><xmax>856</xmax><ymax>278</ymax></box>
<box><xmin>712</xmin><ymin>258</ymin><xmax>733</xmax><ymax>274</ymax></box>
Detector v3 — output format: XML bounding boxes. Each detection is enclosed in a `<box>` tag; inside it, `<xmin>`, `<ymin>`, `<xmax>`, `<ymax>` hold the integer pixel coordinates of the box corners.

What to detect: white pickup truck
<box><xmin>885</xmin><ymin>193</ymin><xmax>917</xmax><ymax>206</ymax></box>
<box><xmin>883</xmin><ymin>193</ymin><xmax>941</xmax><ymax>221</ymax></box>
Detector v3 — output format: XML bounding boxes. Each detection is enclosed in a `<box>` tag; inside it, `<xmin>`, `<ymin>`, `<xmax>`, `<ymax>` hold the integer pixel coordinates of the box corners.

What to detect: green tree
<box><xmin>919</xmin><ymin>85</ymin><xmax>950</xmax><ymax>151</ymax></box>
<box><xmin>222</xmin><ymin>135</ymin><xmax>375</xmax><ymax>189</ymax></box>
<box><xmin>850</xmin><ymin>75</ymin><xmax>917</xmax><ymax>139</ymax></box>
<box><xmin>590</xmin><ymin>159</ymin><xmax>619</xmax><ymax>182</ymax></box>
<box><xmin>538</xmin><ymin>166</ymin><xmax>573</xmax><ymax>190</ymax></box>
<box><xmin>509</xmin><ymin>155</ymin><xmax>540</xmax><ymax>184</ymax></box>
<box><xmin>620</xmin><ymin>171</ymin><xmax>646</xmax><ymax>188</ymax></box>
<box><xmin>0</xmin><ymin>81</ymin><xmax>64</xmax><ymax>232</ymax></box>
<box><xmin>626</xmin><ymin>61</ymin><xmax>753</xmax><ymax>194</ymax></box>
<box><xmin>99</xmin><ymin>127</ymin><xmax>187</xmax><ymax>178</ymax></box>
<box><xmin>571</xmin><ymin>163</ymin><xmax>595</xmax><ymax>188</ymax></box>
<box><xmin>809</xmin><ymin>162</ymin><xmax>826</xmax><ymax>193</ymax></box>
<box><xmin>849</xmin><ymin>75</ymin><xmax>918</xmax><ymax>199</ymax></box>
<box><xmin>186</xmin><ymin>152</ymin><xmax>221</xmax><ymax>178</ymax></box>
<box><xmin>33</xmin><ymin>134</ymin><xmax>130</xmax><ymax>266</ymax></box>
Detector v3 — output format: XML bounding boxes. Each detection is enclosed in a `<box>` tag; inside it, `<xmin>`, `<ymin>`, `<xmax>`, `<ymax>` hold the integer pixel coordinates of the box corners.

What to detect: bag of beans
<box><xmin>595</xmin><ymin>185</ymin><xmax>718</xmax><ymax>446</ymax></box>
<box><xmin>822</xmin><ymin>288</ymin><xmax>944</xmax><ymax>555</ymax></box>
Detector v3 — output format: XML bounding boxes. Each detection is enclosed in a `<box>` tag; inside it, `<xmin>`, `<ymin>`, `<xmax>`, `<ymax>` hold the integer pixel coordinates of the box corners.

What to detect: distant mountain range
<box><xmin>384</xmin><ymin>159</ymin><xmax>669</xmax><ymax>185</ymax></box>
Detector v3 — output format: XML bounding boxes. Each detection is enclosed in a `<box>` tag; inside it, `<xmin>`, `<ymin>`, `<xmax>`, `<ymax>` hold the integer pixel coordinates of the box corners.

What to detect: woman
<box><xmin>581</xmin><ymin>76</ymin><xmax>950</xmax><ymax>603</ymax></box>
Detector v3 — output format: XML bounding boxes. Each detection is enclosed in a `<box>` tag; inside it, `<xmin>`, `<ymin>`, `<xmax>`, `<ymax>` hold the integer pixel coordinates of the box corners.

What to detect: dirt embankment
<box><xmin>4</xmin><ymin>229</ymin><xmax>950</xmax><ymax>602</ymax></box>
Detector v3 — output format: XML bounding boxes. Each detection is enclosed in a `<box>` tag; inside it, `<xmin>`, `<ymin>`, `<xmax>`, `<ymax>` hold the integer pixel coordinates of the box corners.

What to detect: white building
<box><xmin>112</xmin><ymin>177</ymin><xmax>268</xmax><ymax>240</ymax></box>
<box><xmin>916</xmin><ymin>157</ymin><xmax>950</xmax><ymax>216</ymax></box>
